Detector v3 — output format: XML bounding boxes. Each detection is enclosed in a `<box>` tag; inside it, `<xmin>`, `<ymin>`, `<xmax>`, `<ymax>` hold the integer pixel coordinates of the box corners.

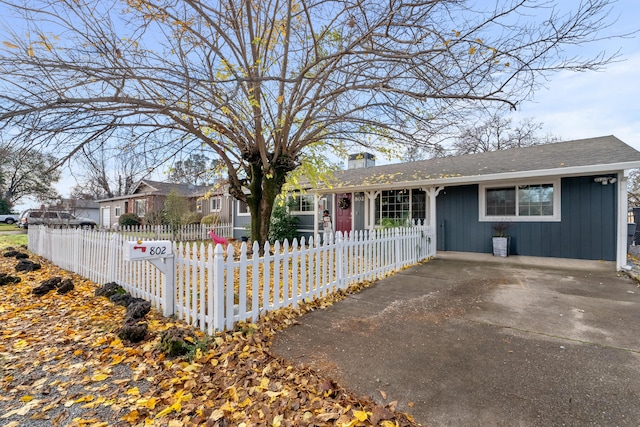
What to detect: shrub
<box><xmin>118</xmin><ymin>213</ymin><xmax>141</xmax><ymax>227</ymax></box>
<box><xmin>183</xmin><ymin>212</ymin><xmax>203</xmax><ymax>225</ymax></box>
<box><xmin>144</xmin><ymin>209</ymin><xmax>165</xmax><ymax>226</ymax></box>
<box><xmin>201</xmin><ymin>214</ymin><xmax>221</xmax><ymax>226</ymax></box>
<box><xmin>269</xmin><ymin>199</ymin><xmax>300</xmax><ymax>243</ymax></box>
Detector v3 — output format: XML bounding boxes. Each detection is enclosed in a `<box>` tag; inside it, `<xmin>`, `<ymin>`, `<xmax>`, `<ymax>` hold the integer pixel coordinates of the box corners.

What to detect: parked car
<box><xmin>0</xmin><ymin>213</ymin><xmax>19</xmax><ymax>224</ymax></box>
<box><xmin>18</xmin><ymin>209</ymin><xmax>97</xmax><ymax>229</ymax></box>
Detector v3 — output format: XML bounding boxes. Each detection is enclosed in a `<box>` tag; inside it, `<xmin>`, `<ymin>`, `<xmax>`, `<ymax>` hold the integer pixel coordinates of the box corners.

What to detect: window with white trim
<box><xmin>210</xmin><ymin>197</ymin><xmax>222</xmax><ymax>212</ymax></box>
<box><xmin>290</xmin><ymin>195</ymin><xmax>314</xmax><ymax>213</ymax></box>
<box><xmin>374</xmin><ymin>189</ymin><xmax>426</xmax><ymax>225</ymax></box>
<box><xmin>237</xmin><ymin>200</ymin><xmax>250</xmax><ymax>216</ymax></box>
<box><xmin>134</xmin><ymin>199</ymin><xmax>146</xmax><ymax>217</ymax></box>
<box><xmin>479</xmin><ymin>180</ymin><xmax>560</xmax><ymax>222</ymax></box>
<box><xmin>115</xmin><ymin>206</ymin><xmax>122</xmax><ymax>217</ymax></box>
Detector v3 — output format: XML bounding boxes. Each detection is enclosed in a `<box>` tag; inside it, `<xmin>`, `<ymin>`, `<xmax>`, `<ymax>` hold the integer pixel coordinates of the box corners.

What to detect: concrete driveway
<box><xmin>271</xmin><ymin>252</ymin><xmax>640</xmax><ymax>426</ymax></box>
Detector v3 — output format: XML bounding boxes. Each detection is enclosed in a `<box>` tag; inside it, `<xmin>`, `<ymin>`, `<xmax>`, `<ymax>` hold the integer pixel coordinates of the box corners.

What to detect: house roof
<box><xmin>60</xmin><ymin>198</ymin><xmax>100</xmax><ymax>209</ymax></box>
<box><xmin>96</xmin><ymin>179</ymin><xmax>212</xmax><ymax>203</ymax></box>
<box><xmin>316</xmin><ymin>135</ymin><xmax>640</xmax><ymax>193</ymax></box>
<box><xmin>133</xmin><ymin>179</ymin><xmax>210</xmax><ymax>196</ymax></box>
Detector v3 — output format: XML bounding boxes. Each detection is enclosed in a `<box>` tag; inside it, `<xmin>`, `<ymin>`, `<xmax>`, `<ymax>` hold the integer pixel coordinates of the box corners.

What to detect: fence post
<box><xmin>212</xmin><ymin>243</ymin><xmax>225</xmax><ymax>331</ymax></box>
<box><xmin>336</xmin><ymin>232</ymin><xmax>344</xmax><ymax>289</ymax></box>
<box><xmin>395</xmin><ymin>228</ymin><xmax>401</xmax><ymax>271</ymax></box>
<box><xmin>162</xmin><ymin>255</ymin><xmax>176</xmax><ymax>316</ymax></box>
<box><xmin>146</xmin><ymin>252</ymin><xmax>176</xmax><ymax>317</ymax></box>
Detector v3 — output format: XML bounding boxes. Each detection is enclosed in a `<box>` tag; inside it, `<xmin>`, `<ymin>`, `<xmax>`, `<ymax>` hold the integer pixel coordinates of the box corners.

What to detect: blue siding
<box><xmin>436</xmin><ymin>176</ymin><xmax>617</xmax><ymax>261</ymax></box>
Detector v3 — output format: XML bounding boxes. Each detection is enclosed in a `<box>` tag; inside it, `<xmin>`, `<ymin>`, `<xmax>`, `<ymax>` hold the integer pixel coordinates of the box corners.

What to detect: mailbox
<box><xmin>124</xmin><ymin>240</ymin><xmax>173</xmax><ymax>261</ymax></box>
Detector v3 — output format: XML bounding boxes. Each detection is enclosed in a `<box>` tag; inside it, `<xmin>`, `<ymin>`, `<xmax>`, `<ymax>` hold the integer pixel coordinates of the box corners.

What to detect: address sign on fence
<box><xmin>124</xmin><ymin>240</ymin><xmax>173</xmax><ymax>261</ymax></box>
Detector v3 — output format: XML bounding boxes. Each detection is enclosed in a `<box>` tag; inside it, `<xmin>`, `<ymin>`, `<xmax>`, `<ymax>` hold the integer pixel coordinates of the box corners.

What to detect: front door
<box><xmin>335</xmin><ymin>194</ymin><xmax>352</xmax><ymax>234</ymax></box>
<box><xmin>101</xmin><ymin>207</ymin><xmax>111</xmax><ymax>229</ymax></box>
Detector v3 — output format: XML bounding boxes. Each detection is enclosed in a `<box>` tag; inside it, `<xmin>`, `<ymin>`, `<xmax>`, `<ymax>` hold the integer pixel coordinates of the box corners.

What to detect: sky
<box><xmin>510</xmin><ymin>0</ymin><xmax>640</xmax><ymax>149</ymax></box>
<box><xmin>11</xmin><ymin>0</ymin><xmax>640</xmax><ymax>210</ymax></box>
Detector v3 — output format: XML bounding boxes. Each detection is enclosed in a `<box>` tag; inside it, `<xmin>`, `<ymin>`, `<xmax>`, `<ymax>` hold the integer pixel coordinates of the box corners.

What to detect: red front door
<box><xmin>335</xmin><ymin>194</ymin><xmax>352</xmax><ymax>234</ymax></box>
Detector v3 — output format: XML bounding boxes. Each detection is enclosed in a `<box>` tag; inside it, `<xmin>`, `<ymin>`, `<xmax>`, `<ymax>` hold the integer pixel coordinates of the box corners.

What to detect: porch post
<box><xmin>365</xmin><ymin>191</ymin><xmax>381</xmax><ymax>231</ymax></box>
<box><xmin>424</xmin><ymin>186</ymin><xmax>444</xmax><ymax>258</ymax></box>
<box><xmin>617</xmin><ymin>171</ymin><xmax>629</xmax><ymax>270</ymax></box>
<box><xmin>314</xmin><ymin>193</ymin><xmax>320</xmax><ymax>237</ymax></box>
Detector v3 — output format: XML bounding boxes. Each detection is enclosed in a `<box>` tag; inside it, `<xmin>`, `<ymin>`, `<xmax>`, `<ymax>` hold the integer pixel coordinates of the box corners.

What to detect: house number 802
<box><xmin>149</xmin><ymin>246</ymin><xmax>168</xmax><ymax>256</ymax></box>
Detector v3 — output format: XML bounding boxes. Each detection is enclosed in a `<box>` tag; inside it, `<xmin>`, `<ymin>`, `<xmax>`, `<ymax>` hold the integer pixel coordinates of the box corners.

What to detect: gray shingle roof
<box><xmin>318</xmin><ymin>135</ymin><xmax>640</xmax><ymax>192</ymax></box>
<box><xmin>136</xmin><ymin>179</ymin><xmax>210</xmax><ymax>196</ymax></box>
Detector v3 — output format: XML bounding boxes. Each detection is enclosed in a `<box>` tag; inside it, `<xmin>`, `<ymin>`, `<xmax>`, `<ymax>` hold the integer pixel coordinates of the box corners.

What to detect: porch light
<box><xmin>594</xmin><ymin>176</ymin><xmax>616</xmax><ymax>185</ymax></box>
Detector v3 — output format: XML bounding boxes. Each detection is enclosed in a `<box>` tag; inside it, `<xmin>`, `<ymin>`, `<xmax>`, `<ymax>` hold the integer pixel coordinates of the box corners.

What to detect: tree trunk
<box><xmin>246</xmin><ymin>159</ymin><xmax>292</xmax><ymax>254</ymax></box>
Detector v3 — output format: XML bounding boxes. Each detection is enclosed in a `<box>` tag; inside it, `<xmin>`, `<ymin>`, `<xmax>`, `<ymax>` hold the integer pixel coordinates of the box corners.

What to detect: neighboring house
<box><xmin>197</xmin><ymin>184</ymin><xmax>234</xmax><ymax>225</ymax></box>
<box><xmin>97</xmin><ymin>180</ymin><xmax>213</xmax><ymax>228</ymax></box>
<box><xmin>310</xmin><ymin>136</ymin><xmax>640</xmax><ymax>270</ymax></box>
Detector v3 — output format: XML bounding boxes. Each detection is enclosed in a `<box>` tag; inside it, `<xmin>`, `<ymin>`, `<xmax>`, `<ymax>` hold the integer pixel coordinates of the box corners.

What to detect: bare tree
<box><xmin>0</xmin><ymin>146</ymin><xmax>61</xmax><ymax>207</ymax></box>
<box><xmin>452</xmin><ymin>113</ymin><xmax>560</xmax><ymax>155</ymax></box>
<box><xmin>0</xmin><ymin>0</ymin><xmax>620</xmax><ymax>245</ymax></box>
<box><xmin>71</xmin><ymin>136</ymin><xmax>158</xmax><ymax>199</ymax></box>
<box><xmin>628</xmin><ymin>169</ymin><xmax>640</xmax><ymax>208</ymax></box>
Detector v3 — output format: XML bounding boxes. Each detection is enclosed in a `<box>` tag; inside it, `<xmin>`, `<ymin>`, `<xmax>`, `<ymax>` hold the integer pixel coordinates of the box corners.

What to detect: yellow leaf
<box><xmin>110</xmin><ymin>354</ymin><xmax>126</xmax><ymax>365</ymax></box>
<box><xmin>74</xmin><ymin>349</ymin><xmax>84</xmax><ymax>356</ymax></box>
<box><xmin>91</xmin><ymin>373</ymin><xmax>109</xmax><ymax>381</ymax></box>
<box><xmin>27</xmin><ymin>45</ymin><xmax>34</xmax><ymax>57</ymax></box>
<box><xmin>468</xmin><ymin>46</ymin><xmax>476</xmax><ymax>55</ymax></box>
<box><xmin>184</xmin><ymin>336</ymin><xmax>195</xmax><ymax>343</ymax></box>
<box><xmin>353</xmin><ymin>409</ymin><xmax>369</xmax><ymax>421</ymax></box>
<box><xmin>227</xmin><ymin>386</ymin><xmax>238</xmax><ymax>402</ymax></box>
<box><xmin>121</xmin><ymin>410</ymin><xmax>140</xmax><ymax>423</ymax></box>
<box><xmin>277</xmin><ymin>95</ymin><xmax>284</xmax><ymax>104</ymax></box>
<box><xmin>137</xmin><ymin>397</ymin><xmax>158</xmax><ymax>410</ymax></box>
<box><xmin>155</xmin><ymin>405</ymin><xmax>174</xmax><ymax>418</ymax></box>
<box><xmin>258</xmin><ymin>377</ymin><xmax>269</xmax><ymax>391</ymax></box>
<box><xmin>125</xmin><ymin>387</ymin><xmax>140</xmax><ymax>396</ymax></box>
<box><xmin>3</xmin><ymin>41</ymin><xmax>19</xmax><ymax>49</ymax></box>
<box><xmin>74</xmin><ymin>395</ymin><xmax>94</xmax><ymax>403</ymax></box>
<box><xmin>13</xmin><ymin>339</ymin><xmax>28</xmax><ymax>350</ymax></box>
<box><xmin>272</xmin><ymin>414</ymin><xmax>283</xmax><ymax>427</ymax></box>
<box><xmin>380</xmin><ymin>421</ymin><xmax>398</xmax><ymax>427</ymax></box>
<box><xmin>20</xmin><ymin>395</ymin><xmax>33</xmax><ymax>403</ymax></box>
<box><xmin>81</xmin><ymin>396</ymin><xmax>105</xmax><ymax>409</ymax></box>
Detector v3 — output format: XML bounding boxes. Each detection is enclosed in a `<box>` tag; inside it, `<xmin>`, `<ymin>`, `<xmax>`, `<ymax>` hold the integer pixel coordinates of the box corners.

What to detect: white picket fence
<box><xmin>28</xmin><ymin>225</ymin><xmax>434</xmax><ymax>334</ymax></box>
<box><xmin>112</xmin><ymin>223</ymin><xmax>233</xmax><ymax>241</ymax></box>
